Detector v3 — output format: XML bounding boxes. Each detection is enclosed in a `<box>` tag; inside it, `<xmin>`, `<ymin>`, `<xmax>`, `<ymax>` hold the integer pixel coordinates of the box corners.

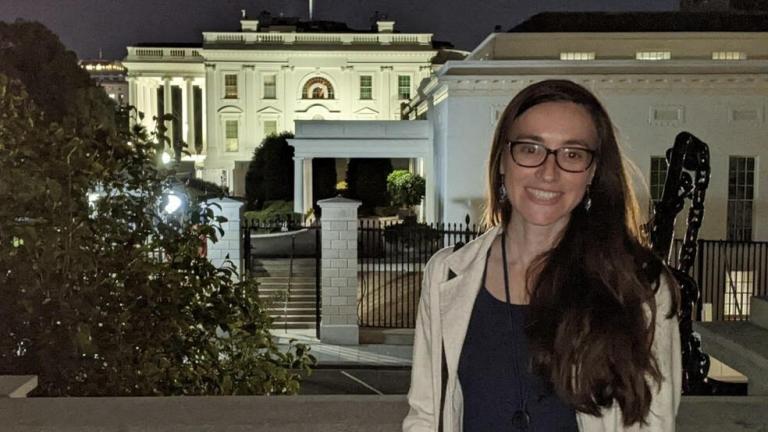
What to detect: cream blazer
<box><xmin>403</xmin><ymin>225</ymin><xmax>682</xmax><ymax>432</ymax></box>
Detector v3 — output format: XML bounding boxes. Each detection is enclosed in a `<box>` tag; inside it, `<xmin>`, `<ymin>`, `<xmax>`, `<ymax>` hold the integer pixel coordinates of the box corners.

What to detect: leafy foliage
<box><xmin>0</xmin><ymin>74</ymin><xmax>314</xmax><ymax>396</ymax></box>
<box><xmin>387</xmin><ymin>170</ymin><xmax>426</xmax><ymax>209</ymax></box>
<box><xmin>344</xmin><ymin>158</ymin><xmax>393</xmax><ymax>213</ymax></box>
<box><xmin>245</xmin><ymin>132</ymin><xmax>295</xmax><ymax>209</ymax></box>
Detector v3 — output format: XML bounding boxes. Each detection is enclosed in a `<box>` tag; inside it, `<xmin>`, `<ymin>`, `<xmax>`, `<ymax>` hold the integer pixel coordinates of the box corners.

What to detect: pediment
<box><xmin>294</xmin><ymin>103</ymin><xmax>340</xmax><ymax>114</ymax></box>
<box><xmin>217</xmin><ymin>105</ymin><xmax>243</xmax><ymax>114</ymax></box>
<box><xmin>354</xmin><ymin>107</ymin><xmax>379</xmax><ymax>115</ymax></box>
<box><xmin>257</xmin><ymin>106</ymin><xmax>283</xmax><ymax>114</ymax></box>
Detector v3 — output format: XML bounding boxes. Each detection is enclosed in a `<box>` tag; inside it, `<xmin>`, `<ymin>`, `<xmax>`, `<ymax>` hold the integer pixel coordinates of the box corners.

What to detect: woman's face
<box><xmin>500</xmin><ymin>101</ymin><xmax>598</xmax><ymax>229</ymax></box>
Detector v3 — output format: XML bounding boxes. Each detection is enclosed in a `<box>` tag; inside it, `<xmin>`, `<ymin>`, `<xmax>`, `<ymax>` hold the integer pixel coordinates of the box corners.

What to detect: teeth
<box><xmin>529</xmin><ymin>189</ymin><xmax>559</xmax><ymax>200</ymax></box>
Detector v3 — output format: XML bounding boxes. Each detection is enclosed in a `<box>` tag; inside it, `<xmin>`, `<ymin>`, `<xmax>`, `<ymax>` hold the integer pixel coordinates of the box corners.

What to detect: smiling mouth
<box><xmin>526</xmin><ymin>188</ymin><xmax>562</xmax><ymax>201</ymax></box>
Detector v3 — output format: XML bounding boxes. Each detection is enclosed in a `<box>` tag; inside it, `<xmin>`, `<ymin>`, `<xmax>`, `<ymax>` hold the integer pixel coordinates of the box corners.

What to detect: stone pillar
<box><xmin>381</xmin><ymin>66</ymin><xmax>393</xmax><ymax>119</ymax></box>
<box><xmin>162</xmin><ymin>77</ymin><xmax>173</xmax><ymax>145</ymax></box>
<box><xmin>318</xmin><ymin>197</ymin><xmax>362</xmax><ymax>345</ymax></box>
<box><xmin>185</xmin><ymin>77</ymin><xmax>195</xmax><ymax>152</ymax></box>
<box><xmin>127</xmin><ymin>75</ymin><xmax>137</xmax><ymax>126</ymax></box>
<box><xmin>303</xmin><ymin>158</ymin><xmax>313</xmax><ymax>216</ymax></box>
<box><xmin>293</xmin><ymin>156</ymin><xmax>304</xmax><ymax>214</ymax></box>
<box><xmin>204</xmin><ymin>198</ymin><xmax>244</xmax><ymax>277</ymax></box>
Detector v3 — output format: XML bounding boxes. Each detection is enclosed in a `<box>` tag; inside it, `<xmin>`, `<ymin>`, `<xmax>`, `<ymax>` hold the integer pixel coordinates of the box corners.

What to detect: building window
<box><xmin>360</xmin><ymin>75</ymin><xmax>373</xmax><ymax>100</ymax></box>
<box><xmin>636</xmin><ymin>51</ymin><xmax>671</xmax><ymax>60</ymax></box>
<box><xmin>649</xmin><ymin>156</ymin><xmax>668</xmax><ymax>213</ymax></box>
<box><xmin>724</xmin><ymin>270</ymin><xmax>754</xmax><ymax>320</ymax></box>
<box><xmin>560</xmin><ymin>52</ymin><xmax>595</xmax><ymax>61</ymax></box>
<box><xmin>727</xmin><ymin>156</ymin><xmax>755</xmax><ymax>241</ymax></box>
<box><xmin>263</xmin><ymin>120</ymin><xmax>277</xmax><ymax>137</ymax></box>
<box><xmin>224</xmin><ymin>74</ymin><xmax>238</xmax><ymax>99</ymax></box>
<box><xmin>263</xmin><ymin>74</ymin><xmax>276</xmax><ymax>99</ymax></box>
<box><xmin>225</xmin><ymin>120</ymin><xmax>239</xmax><ymax>152</ymax></box>
<box><xmin>398</xmin><ymin>75</ymin><xmax>411</xmax><ymax>100</ymax></box>
<box><xmin>713</xmin><ymin>51</ymin><xmax>747</xmax><ymax>60</ymax></box>
<box><xmin>302</xmin><ymin>77</ymin><xmax>334</xmax><ymax>99</ymax></box>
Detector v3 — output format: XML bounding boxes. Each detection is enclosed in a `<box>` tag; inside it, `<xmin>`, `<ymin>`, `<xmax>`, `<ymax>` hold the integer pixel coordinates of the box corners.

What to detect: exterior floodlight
<box><xmin>164</xmin><ymin>194</ymin><xmax>182</xmax><ymax>214</ymax></box>
<box><xmin>161</xmin><ymin>151</ymin><xmax>172</xmax><ymax>165</ymax></box>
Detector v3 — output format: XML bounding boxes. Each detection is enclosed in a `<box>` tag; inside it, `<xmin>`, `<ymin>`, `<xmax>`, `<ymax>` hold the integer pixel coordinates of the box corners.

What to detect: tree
<box><xmin>245</xmin><ymin>132</ymin><xmax>294</xmax><ymax>209</ymax></box>
<box><xmin>0</xmin><ymin>72</ymin><xmax>313</xmax><ymax>396</ymax></box>
<box><xmin>0</xmin><ymin>20</ymin><xmax>116</xmax><ymax>131</ymax></box>
<box><xmin>345</xmin><ymin>158</ymin><xmax>393</xmax><ymax>213</ymax></box>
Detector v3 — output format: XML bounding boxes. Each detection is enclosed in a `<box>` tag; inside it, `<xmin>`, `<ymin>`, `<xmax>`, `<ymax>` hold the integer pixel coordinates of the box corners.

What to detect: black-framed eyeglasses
<box><xmin>507</xmin><ymin>141</ymin><xmax>597</xmax><ymax>173</ymax></box>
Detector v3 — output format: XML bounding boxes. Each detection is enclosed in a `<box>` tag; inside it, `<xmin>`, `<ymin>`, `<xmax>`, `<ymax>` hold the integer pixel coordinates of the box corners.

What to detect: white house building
<box><xmin>397</xmin><ymin>12</ymin><xmax>768</xmax><ymax>242</ymax></box>
<box><xmin>123</xmin><ymin>13</ymin><xmax>449</xmax><ymax>197</ymax></box>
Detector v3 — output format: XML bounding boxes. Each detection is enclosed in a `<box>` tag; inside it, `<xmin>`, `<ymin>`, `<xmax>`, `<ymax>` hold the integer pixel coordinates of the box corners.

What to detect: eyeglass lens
<box><xmin>509</xmin><ymin>142</ymin><xmax>593</xmax><ymax>172</ymax></box>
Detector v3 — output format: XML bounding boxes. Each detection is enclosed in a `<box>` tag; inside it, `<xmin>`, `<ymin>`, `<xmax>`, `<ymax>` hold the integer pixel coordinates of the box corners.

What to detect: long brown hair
<box><xmin>483</xmin><ymin>80</ymin><xmax>678</xmax><ymax>426</ymax></box>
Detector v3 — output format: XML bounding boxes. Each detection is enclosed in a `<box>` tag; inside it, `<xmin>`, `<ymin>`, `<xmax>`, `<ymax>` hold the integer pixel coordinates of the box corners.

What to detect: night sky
<box><xmin>1</xmin><ymin>0</ymin><xmax>677</xmax><ymax>60</ymax></box>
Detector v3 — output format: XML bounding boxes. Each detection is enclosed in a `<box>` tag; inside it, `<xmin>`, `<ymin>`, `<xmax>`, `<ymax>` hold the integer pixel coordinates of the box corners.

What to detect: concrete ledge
<box><xmin>0</xmin><ymin>394</ymin><xmax>765</xmax><ymax>431</ymax></box>
<box><xmin>694</xmin><ymin>321</ymin><xmax>768</xmax><ymax>395</ymax></box>
<box><xmin>751</xmin><ymin>296</ymin><xmax>768</xmax><ymax>331</ymax></box>
<box><xmin>0</xmin><ymin>376</ymin><xmax>37</xmax><ymax>398</ymax></box>
<box><xmin>320</xmin><ymin>324</ymin><xmax>359</xmax><ymax>345</ymax></box>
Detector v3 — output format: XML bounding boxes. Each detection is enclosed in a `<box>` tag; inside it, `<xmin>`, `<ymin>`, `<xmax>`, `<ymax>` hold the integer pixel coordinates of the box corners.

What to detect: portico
<box><xmin>289</xmin><ymin>120</ymin><xmax>436</xmax><ymax>221</ymax></box>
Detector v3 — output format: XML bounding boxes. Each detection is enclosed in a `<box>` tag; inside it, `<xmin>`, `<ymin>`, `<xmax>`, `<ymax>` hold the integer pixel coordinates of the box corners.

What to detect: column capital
<box><xmin>204</xmin><ymin>63</ymin><xmax>216</xmax><ymax>70</ymax></box>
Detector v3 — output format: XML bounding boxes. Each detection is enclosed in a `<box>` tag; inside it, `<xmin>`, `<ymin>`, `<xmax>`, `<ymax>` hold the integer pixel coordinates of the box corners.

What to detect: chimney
<box><xmin>241</xmin><ymin>20</ymin><xmax>260</xmax><ymax>32</ymax></box>
<box><xmin>377</xmin><ymin>21</ymin><xmax>395</xmax><ymax>33</ymax></box>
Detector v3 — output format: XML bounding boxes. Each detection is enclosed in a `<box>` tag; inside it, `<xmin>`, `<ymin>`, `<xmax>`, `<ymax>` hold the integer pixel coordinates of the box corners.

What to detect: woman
<box><xmin>403</xmin><ymin>80</ymin><xmax>681</xmax><ymax>432</ymax></box>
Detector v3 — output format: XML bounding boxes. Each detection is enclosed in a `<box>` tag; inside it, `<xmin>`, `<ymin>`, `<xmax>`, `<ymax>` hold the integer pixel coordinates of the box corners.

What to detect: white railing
<box><xmin>203</xmin><ymin>32</ymin><xmax>433</xmax><ymax>47</ymax></box>
<box><xmin>126</xmin><ymin>47</ymin><xmax>204</xmax><ymax>61</ymax></box>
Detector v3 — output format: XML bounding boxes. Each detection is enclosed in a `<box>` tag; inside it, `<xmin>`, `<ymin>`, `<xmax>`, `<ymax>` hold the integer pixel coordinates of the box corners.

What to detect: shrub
<box><xmin>387</xmin><ymin>170</ymin><xmax>425</xmax><ymax>209</ymax></box>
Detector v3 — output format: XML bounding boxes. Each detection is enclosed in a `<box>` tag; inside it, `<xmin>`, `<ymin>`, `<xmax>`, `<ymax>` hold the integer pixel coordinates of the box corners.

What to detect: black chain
<box><xmin>648</xmin><ymin>132</ymin><xmax>711</xmax><ymax>394</ymax></box>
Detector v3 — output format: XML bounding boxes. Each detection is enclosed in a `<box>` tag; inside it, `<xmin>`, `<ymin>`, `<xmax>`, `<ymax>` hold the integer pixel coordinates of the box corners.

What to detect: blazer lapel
<box><xmin>438</xmin><ymin>225</ymin><xmax>501</xmax><ymax>378</ymax></box>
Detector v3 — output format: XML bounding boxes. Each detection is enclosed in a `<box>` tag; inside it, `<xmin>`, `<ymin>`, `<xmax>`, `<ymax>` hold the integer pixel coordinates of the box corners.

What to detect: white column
<box><xmin>303</xmin><ymin>158</ymin><xmax>313</xmax><ymax>216</ymax></box>
<box><xmin>127</xmin><ymin>75</ymin><xmax>137</xmax><ymax>126</ymax></box>
<box><xmin>294</xmin><ymin>156</ymin><xmax>304</xmax><ymax>214</ymax></box>
<box><xmin>424</xmin><ymin>153</ymin><xmax>436</xmax><ymax>223</ymax></box>
<box><xmin>318</xmin><ymin>196</ymin><xmax>362</xmax><ymax>345</ymax></box>
<box><xmin>381</xmin><ymin>66</ymin><xmax>392</xmax><ymax>119</ymax></box>
<box><xmin>185</xmin><ymin>77</ymin><xmax>195</xmax><ymax>153</ymax></box>
<box><xmin>162</xmin><ymin>77</ymin><xmax>173</xmax><ymax>146</ymax></box>
<box><xmin>205</xmin><ymin>64</ymin><xmax>216</xmax><ymax>155</ymax></box>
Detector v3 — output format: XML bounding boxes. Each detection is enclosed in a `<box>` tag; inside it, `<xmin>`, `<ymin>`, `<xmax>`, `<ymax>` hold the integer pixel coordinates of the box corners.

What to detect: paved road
<box><xmin>299</xmin><ymin>367</ymin><xmax>411</xmax><ymax>395</ymax></box>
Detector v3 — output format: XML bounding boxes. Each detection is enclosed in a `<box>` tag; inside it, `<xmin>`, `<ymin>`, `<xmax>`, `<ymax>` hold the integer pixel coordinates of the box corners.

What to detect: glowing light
<box><xmin>161</xmin><ymin>152</ymin><xmax>172</xmax><ymax>164</ymax></box>
<box><xmin>165</xmin><ymin>194</ymin><xmax>182</xmax><ymax>214</ymax></box>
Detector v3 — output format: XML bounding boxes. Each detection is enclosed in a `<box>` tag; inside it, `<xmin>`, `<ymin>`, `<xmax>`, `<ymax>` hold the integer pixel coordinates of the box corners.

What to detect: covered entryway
<box><xmin>288</xmin><ymin>120</ymin><xmax>436</xmax><ymax>222</ymax></box>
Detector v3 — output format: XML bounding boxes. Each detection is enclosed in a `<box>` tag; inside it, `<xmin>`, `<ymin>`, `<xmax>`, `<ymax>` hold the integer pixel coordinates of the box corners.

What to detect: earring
<box><xmin>583</xmin><ymin>185</ymin><xmax>592</xmax><ymax>212</ymax></box>
<box><xmin>498</xmin><ymin>176</ymin><xmax>507</xmax><ymax>202</ymax></box>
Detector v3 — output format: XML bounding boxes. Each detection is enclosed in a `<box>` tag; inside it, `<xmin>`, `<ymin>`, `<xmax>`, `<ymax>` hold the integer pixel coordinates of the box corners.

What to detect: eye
<box><xmin>519</xmin><ymin>143</ymin><xmax>540</xmax><ymax>154</ymax></box>
<box><xmin>563</xmin><ymin>148</ymin><xmax>586</xmax><ymax>160</ymax></box>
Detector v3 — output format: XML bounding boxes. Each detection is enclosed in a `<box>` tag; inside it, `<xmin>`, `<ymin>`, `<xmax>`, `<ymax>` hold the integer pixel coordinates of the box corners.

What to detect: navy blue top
<box><xmin>458</xmin><ymin>285</ymin><xmax>578</xmax><ymax>431</ymax></box>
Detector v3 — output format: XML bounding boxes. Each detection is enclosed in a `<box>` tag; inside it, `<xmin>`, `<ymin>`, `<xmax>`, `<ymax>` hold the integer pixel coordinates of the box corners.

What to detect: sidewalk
<box><xmin>272</xmin><ymin>329</ymin><xmax>413</xmax><ymax>367</ymax></box>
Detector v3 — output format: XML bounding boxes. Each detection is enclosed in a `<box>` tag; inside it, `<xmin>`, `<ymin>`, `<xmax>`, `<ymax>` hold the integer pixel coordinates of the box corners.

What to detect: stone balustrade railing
<box><xmin>125</xmin><ymin>47</ymin><xmax>204</xmax><ymax>61</ymax></box>
<box><xmin>201</xmin><ymin>32</ymin><xmax>433</xmax><ymax>47</ymax></box>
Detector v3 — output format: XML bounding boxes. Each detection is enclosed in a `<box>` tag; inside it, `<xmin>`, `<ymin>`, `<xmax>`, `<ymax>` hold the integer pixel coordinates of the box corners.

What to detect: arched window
<box><xmin>302</xmin><ymin>77</ymin><xmax>335</xmax><ymax>100</ymax></box>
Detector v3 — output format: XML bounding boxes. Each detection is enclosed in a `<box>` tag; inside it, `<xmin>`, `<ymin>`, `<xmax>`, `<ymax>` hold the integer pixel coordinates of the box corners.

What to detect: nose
<box><xmin>537</xmin><ymin>152</ymin><xmax>559</xmax><ymax>182</ymax></box>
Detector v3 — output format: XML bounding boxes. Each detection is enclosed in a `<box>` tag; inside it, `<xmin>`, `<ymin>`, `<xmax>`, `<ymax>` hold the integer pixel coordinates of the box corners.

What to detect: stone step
<box><xmin>750</xmin><ymin>296</ymin><xmax>768</xmax><ymax>331</ymax></box>
<box><xmin>269</xmin><ymin>322</ymin><xmax>316</xmax><ymax>330</ymax></box>
<box><xmin>270</xmin><ymin>315</ymin><xmax>317</xmax><ymax>323</ymax></box>
<box><xmin>266</xmin><ymin>301</ymin><xmax>317</xmax><ymax>309</ymax></box>
<box><xmin>267</xmin><ymin>307</ymin><xmax>318</xmax><ymax>315</ymax></box>
<box><xmin>258</xmin><ymin>281</ymin><xmax>316</xmax><ymax>288</ymax></box>
<box><xmin>694</xmin><ymin>320</ymin><xmax>768</xmax><ymax>395</ymax></box>
<box><xmin>253</xmin><ymin>276</ymin><xmax>317</xmax><ymax>284</ymax></box>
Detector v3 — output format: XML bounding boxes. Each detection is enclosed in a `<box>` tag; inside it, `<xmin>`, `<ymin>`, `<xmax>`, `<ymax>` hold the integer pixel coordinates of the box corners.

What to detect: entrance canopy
<box><xmin>288</xmin><ymin>120</ymin><xmax>435</xmax><ymax>221</ymax></box>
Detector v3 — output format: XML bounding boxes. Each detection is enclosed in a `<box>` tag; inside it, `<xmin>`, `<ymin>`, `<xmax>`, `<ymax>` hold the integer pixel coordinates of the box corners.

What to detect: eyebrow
<box><xmin>509</xmin><ymin>134</ymin><xmax>594</xmax><ymax>149</ymax></box>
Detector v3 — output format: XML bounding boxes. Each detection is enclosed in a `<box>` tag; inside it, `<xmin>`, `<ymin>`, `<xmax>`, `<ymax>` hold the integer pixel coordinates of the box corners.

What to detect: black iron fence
<box><xmin>668</xmin><ymin>240</ymin><xmax>768</xmax><ymax>322</ymax></box>
<box><xmin>358</xmin><ymin>218</ymin><xmax>482</xmax><ymax>328</ymax></box>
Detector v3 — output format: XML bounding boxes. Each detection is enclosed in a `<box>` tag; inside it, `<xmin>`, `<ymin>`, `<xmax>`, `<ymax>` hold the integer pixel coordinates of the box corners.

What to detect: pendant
<box><xmin>511</xmin><ymin>409</ymin><xmax>530</xmax><ymax>430</ymax></box>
